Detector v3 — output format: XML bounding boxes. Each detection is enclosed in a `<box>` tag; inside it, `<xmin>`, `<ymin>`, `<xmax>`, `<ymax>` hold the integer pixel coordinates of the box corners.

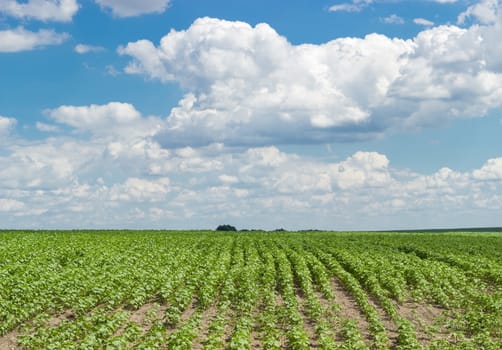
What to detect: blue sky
<box><xmin>1</xmin><ymin>0</ymin><xmax>502</xmax><ymax>230</ymax></box>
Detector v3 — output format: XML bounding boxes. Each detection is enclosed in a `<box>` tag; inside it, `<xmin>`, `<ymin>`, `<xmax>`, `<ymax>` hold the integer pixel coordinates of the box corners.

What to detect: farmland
<box><xmin>0</xmin><ymin>231</ymin><xmax>501</xmax><ymax>349</ymax></box>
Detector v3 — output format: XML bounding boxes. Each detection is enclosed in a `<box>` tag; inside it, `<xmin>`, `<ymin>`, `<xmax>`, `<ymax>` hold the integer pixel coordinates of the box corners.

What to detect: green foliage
<box><xmin>215</xmin><ymin>224</ymin><xmax>237</xmax><ymax>231</ymax></box>
<box><xmin>0</xmin><ymin>230</ymin><xmax>501</xmax><ymax>349</ymax></box>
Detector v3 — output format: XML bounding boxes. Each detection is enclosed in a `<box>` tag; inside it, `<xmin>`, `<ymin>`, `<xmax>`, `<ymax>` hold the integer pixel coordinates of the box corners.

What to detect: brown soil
<box><xmin>397</xmin><ymin>300</ymin><xmax>446</xmax><ymax>344</ymax></box>
<box><xmin>0</xmin><ymin>329</ymin><xmax>20</xmax><ymax>350</ymax></box>
<box><xmin>274</xmin><ymin>293</ymin><xmax>289</xmax><ymax>349</ymax></box>
<box><xmin>366</xmin><ymin>294</ymin><xmax>399</xmax><ymax>347</ymax></box>
<box><xmin>249</xmin><ymin>303</ymin><xmax>262</xmax><ymax>350</ymax></box>
<box><xmin>48</xmin><ymin>309</ymin><xmax>76</xmax><ymax>328</ymax></box>
<box><xmin>180</xmin><ymin>300</ymin><xmax>198</xmax><ymax>324</ymax></box>
<box><xmin>294</xmin><ymin>288</ymin><xmax>320</xmax><ymax>349</ymax></box>
<box><xmin>166</xmin><ymin>298</ymin><xmax>198</xmax><ymax>337</ymax></box>
<box><xmin>114</xmin><ymin>301</ymin><xmax>168</xmax><ymax>338</ymax></box>
<box><xmin>192</xmin><ymin>305</ymin><xmax>218</xmax><ymax>350</ymax></box>
<box><xmin>314</xmin><ymin>289</ymin><xmax>332</xmax><ymax>310</ymax></box>
<box><xmin>0</xmin><ymin>308</ymin><xmax>77</xmax><ymax>350</ymax></box>
<box><xmin>222</xmin><ymin>310</ymin><xmax>235</xmax><ymax>346</ymax></box>
<box><xmin>128</xmin><ymin>303</ymin><xmax>155</xmax><ymax>326</ymax></box>
<box><xmin>275</xmin><ymin>293</ymin><xmax>285</xmax><ymax>307</ymax></box>
<box><xmin>330</xmin><ymin>278</ymin><xmax>372</xmax><ymax>343</ymax></box>
<box><xmin>313</xmin><ymin>290</ymin><xmax>338</xmax><ymax>341</ymax></box>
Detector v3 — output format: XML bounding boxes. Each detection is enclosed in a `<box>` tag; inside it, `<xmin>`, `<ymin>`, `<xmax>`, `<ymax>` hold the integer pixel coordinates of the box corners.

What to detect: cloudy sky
<box><xmin>1</xmin><ymin>0</ymin><xmax>502</xmax><ymax>230</ymax></box>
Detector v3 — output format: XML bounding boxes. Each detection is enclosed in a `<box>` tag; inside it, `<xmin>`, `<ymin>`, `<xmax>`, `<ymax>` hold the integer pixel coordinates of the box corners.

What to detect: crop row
<box><xmin>0</xmin><ymin>230</ymin><xmax>500</xmax><ymax>349</ymax></box>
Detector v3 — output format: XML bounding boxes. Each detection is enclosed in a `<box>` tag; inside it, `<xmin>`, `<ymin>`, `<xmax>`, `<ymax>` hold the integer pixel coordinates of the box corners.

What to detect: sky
<box><xmin>1</xmin><ymin>0</ymin><xmax>502</xmax><ymax>230</ymax></box>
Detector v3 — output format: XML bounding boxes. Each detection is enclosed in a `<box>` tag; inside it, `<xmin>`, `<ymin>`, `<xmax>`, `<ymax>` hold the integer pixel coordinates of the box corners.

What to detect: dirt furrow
<box><xmin>330</xmin><ymin>278</ymin><xmax>372</xmax><ymax>344</ymax></box>
<box><xmin>0</xmin><ymin>307</ymin><xmax>89</xmax><ymax>350</ymax></box>
<box><xmin>166</xmin><ymin>297</ymin><xmax>198</xmax><ymax>337</ymax></box>
<box><xmin>294</xmin><ymin>287</ymin><xmax>320</xmax><ymax>349</ymax></box>
<box><xmin>274</xmin><ymin>293</ymin><xmax>289</xmax><ymax>349</ymax></box>
<box><xmin>249</xmin><ymin>306</ymin><xmax>262</xmax><ymax>350</ymax></box>
<box><xmin>366</xmin><ymin>294</ymin><xmax>399</xmax><ymax>347</ymax></box>
<box><xmin>0</xmin><ymin>329</ymin><xmax>20</xmax><ymax>350</ymax></box>
<box><xmin>114</xmin><ymin>301</ymin><xmax>168</xmax><ymax>337</ymax></box>
<box><xmin>397</xmin><ymin>300</ymin><xmax>446</xmax><ymax>345</ymax></box>
<box><xmin>192</xmin><ymin>305</ymin><xmax>218</xmax><ymax>350</ymax></box>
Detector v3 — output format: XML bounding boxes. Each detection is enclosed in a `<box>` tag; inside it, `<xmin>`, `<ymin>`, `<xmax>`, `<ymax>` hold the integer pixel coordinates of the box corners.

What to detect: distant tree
<box><xmin>274</xmin><ymin>228</ymin><xmax>286</xmax><ymax>232</ymax></box>
<box><xmin>216</xmin><ymin>224</ymin><xmax>237</xmax><ymax>231</ymax></box>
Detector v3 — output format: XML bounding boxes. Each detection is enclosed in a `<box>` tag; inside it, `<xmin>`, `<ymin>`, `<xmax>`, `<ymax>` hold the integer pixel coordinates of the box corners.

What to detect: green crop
<box><xmin>0</xmin><ymin>230</ymin><xmax>500</xmax><ymax>349</ymax></box>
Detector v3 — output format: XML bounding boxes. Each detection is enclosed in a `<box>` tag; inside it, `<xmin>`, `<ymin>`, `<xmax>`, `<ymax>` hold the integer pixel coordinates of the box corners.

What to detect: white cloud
<box><xmin>0</xmin><ymin>140</ymin><xmax>98</xmax><ymax>189</ymax></box>
<box><xmin>0</xmin><ymin>0</ymin><xmax>79</xmax><ymax>22</ymax></box>
<box><xmin>74</xmin><ymin>44</ymin><xmax>105</xmax><ymax>54</ymax></box>
<box><xmin>473</xmin><ymin>157</ymin><xmax>502</xmax><ymax>180</ymax></box>
<box><xmin>329</xmin><ymin>0</ymin><xmax>373</xmax><ymax>12</ymax></box>
<box><xmin>0</xmin><ymin>116</ymin><xmax>16</xmax><ymax>135</ymax></box>
<box><xmin>48</xmin><ymin>102</ymin><xmax>140</xmax><ymax>129</ymax></box>
<box><xmin>120</xmin><ymin>16</ymin><xmax>502</xmax><ymax>147</ymax></box>
<box><xmin>0</xmin><ymin>27</ymin><xmax>69</xmax><ymax>52</ymax></box>
<box><xmin>46</xmin><ymin>102</ymin><xmax>163</xmax><ymax>139</ymax></box>
<box><xmin>2</xmin><ymin>10</ymin><xmax>502</xmax><ymax>229</ymax></box>
<box><xmin>2</xmin><ymin>103</ymin><xmax>166</xmax><ymax>193</ymax></box>
<box><xmin>329</xmin><ymin>0</ymin><xmax>456</xmax><ymax>13</ymax></box>
<box><xmin>0</xmin><ymin>198</ymin><xmax>24</xmax><ymax>212</ymax></box>
<box><xmin>94</xmin><ymin>0</ymin><xmax>170</xmax><ymax>17</ymax></box>
<box><xmin>458</xmin><ymin>0</ymin><xmax>500</xmax><ymax>24</ymax></box>
<box><xmin>1</xmin><ymin>100</ymin><xmax>502</xmax><ymax>229</ymax></box>
<box><xmin>219</xmin><ymin>174</ymin><xmax>239</xmax><ymax>184</ymax></box>
<box><xmin>2</xmin><ymin>134</ymin><xmax>500</xmax><ymax>229</ymax></box>
<box><xmin>105</xmin><ymin>65</ymin><xmax>121</xmax><ymax>76</ymax></box>
<box><xmin>414</xmin><ymin>18</ymin><xmax>434</xmax><ymax>26</ymax></box>
<box><xmin>36</xmin><ymin>122</ymin><xmax>60</xmax><ymax>132</ymax></box>
<box><xmin>120</xmin><ymin>17</ymin><xmax>410</xmax><ymax>147</ymax></box>
<box><xmin>382</xmin><ymin>14</ymin><xmax>405</xmax><ymax>25</ymax></box>
<box><xmin>334</xmin><ymin>151</ymin><xmax>391</xmax><ymax>189</ymax></box>
<box><xmin>110</xmin><ymin>177</ymin><xmax>170</xmax><ymax>201</ymax></box>
<box><xmin>388</xmin><ymin>23</ymin><xmax>502</xmax><ymax>127</ymax></box>
<box><xmin>329</xmin><ymin>4</ymin><xmax>364</xmax><ymax>12</ymax></box>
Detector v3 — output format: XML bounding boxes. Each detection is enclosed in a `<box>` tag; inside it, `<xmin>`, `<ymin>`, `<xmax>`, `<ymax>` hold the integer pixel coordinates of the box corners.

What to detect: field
<box><xmin>0</xmin><ymin>231</ymin><xmax>501</xmax><ymax>349</ymax></box>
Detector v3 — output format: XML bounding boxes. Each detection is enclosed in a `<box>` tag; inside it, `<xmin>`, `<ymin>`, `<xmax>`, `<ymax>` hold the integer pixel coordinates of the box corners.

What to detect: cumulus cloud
<box><xmin>329</xmin><ymin>0</ymin><xmax>373</xmax><ymax>12</ymax></box>
<box><xmin>36</xmin><ymin>122</ymin><xmax>60</xmax><ymax>132</ymax></box>
<box><xmin>1</xmin><ymin>125</ymin><xmax>501</xmax><ymax>229</ymax></box>
<box><xmin>329</xmin><ymin>0</ymin><xmax>455</xmax><ymax>13</ymax></box>
<box><xmin>1</xmin><ymin>100</ymin><xmax>501</xmax><ymax>229</ymax></box>
<box><xmin>458</xmin><ymin>0</ymin><xmax>500</xmax><ymax>25</ymax></box>
<box><xmin>105</xmin><ymin>65</ymin><xmax>121</xmax><ymax>76</ymax></box>
<box><xmin>46</xmin><ymin>102</ymin><xmax>163</xmax><ymax>139</ymax></box>
<box><xmin>2</xmin><ymin>7</ymin><xmax>502</xmax><ymax>229</ymax></box>
<box><xmin>74</xmin><ymin>44</ymin><xmax>105</xmax><ymax>54</ymax></box>
<box><xmin>334</xmin><ymin>151</ymin><xmax>391</xmax><ymax>189</ymax></box>
<box><xmin>0</xmin><ymin>116</ymin><xmax>16</xmax><ymax>135</ymax></box>
<box><xmin>0</xmin><ymin>198</ymin><xmax>24</xmax><ymax>212</ymax></box>
<box><xmin>94</xmin><ymin>0</ymin><xmax>170</xmax><ymax>17</ymax></box>
<box><xmin>473</xmin><ymin>157</ymin><xmax>502</xmax><ymax>180</ymax></box>
<box><xmin>414</xmin><ymin>18</ymin><xmax>434</xmax><ymax>26</ymax></box>
<box><xmin>0</xmin><ymin>0</ymin><xmax>79</xmax><ymax>22</ymax></box>
<box><xmin>109</xmin><ymin>177</ymin><xmax>170</xmax><ymax>201</ymax></box>
<box><xmin>388</xmin><ymin>23</ymin><xmax>502</xmax><ymax>128</ymax></box>
<box><xmin>48</xmin><ymin>102</ymin><xmax>140</xmax><ymax>129</ymax></box>
<box><xmin>382</xmin><ymin>14</ymin><xmax>404</xmax><ymax>25</ymax></box>
<box><xmin>0</xmin><ymin>140</ymin><xmax>97</xmax><ymax>189</ymax></box>
<box><xmin>0</xmin><ymin>27</ymin><xmax>69</xmax><ymax>52</ymax></box>
<box><xmin>120</xmin><ymin>17</ymin><xmax>410</xmax><ymax>147</ymax></box>
<box><xmin>119</xmin><ymin>16</ymin><xmax>502</xmax><ymax>147</ymax></box>
<box><xmin>329</xmin><ymin>4</ymin><xmax>364</xmax><ymax>12</ymax></box>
